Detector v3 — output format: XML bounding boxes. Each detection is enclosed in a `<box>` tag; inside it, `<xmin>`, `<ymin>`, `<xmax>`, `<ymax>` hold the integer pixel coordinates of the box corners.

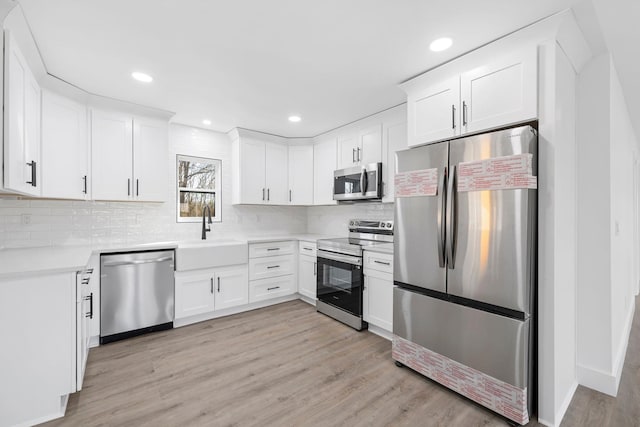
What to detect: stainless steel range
<box><xmin>316</xmin><ymin>219</ymin><xmax>394</xmax><ymax>330</ymax></box>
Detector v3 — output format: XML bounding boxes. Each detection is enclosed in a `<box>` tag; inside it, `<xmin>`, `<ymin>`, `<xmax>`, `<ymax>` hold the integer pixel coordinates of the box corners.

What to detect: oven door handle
<box><xmin>317</xmin><ymin>250</ymin><xmax>362</xmax><ymax>266</ymax></box>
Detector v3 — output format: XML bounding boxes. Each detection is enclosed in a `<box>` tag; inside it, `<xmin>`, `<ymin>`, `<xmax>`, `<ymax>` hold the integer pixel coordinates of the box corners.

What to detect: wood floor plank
<box><xmin>41</xmin><ymin>298</ymin><xmax>640</xmax><ymax>427</ymax></box>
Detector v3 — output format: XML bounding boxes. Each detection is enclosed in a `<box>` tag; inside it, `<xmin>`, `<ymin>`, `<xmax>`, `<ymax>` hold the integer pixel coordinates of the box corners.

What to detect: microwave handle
<box><xmin>360</xmin><ymin>168</ymin><xmax>368</xmax><ymax>195</ymax></box>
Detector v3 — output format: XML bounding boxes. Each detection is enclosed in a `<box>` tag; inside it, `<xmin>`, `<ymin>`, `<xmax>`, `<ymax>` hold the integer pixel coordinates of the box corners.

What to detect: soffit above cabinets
<box><xmin>19</xmin><ymin>0</ymin><xmax>584</xmax><ymax>138</ymax></box>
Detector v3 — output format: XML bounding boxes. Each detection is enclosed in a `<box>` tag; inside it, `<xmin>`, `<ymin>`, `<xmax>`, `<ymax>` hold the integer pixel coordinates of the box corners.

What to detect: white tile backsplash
<box><xmin>0</xmin><ymin>123</ymin><xmax>396</xmax><ymax>249</ymax></box>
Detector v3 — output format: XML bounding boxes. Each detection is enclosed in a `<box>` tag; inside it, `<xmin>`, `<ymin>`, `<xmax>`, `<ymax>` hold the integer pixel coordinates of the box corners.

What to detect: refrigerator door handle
<box><xmin>446</xmin><ymin>165</ymin><xmax>457</xmax><ymax>269</ymax></box>
<box><xmin>436</xmin><ymin>166</ymin><xmax>447</xmax><ymax>268</ymax></box>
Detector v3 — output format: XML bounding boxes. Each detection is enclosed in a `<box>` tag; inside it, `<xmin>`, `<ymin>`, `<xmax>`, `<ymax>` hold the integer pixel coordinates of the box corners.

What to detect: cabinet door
<box><xmin>364</xmin><ymin>271</ymin><xmax>393</xmax><ymax>331</ymax></box>
<box><xmin>41</xmin><ymin>91</ymin><xmax>88</xmax><ymax>200</ymax></box>
<box><xmin>91</xmin><ymin>110</ymin><xmax>133</xmax><ymax>200</ymax></box>
<box><xmin>381</xmin><ymin>120</ymin><xmax>408</xmax><ymax>203</ymax></box>
<box><xmin>0</xmin><ymin>272</ymin><xmax>76</xmax><ymax>424</ymax></box>
<box><xmin>358</xmin><ymin>124</ymin><xmax>382</xmax><ymax>165</ymax></box>
<box><xmin>337</xmin><ymin>133</ymin><xmax>358</xmax><ymax>169</ymax></box>
<box><xmin>214</xmin><ymin>266</ymin><xmax>249</xmax><ymax>310</ymax></box>
<box><xmin>460</xmin><ymin>47</ymin><xmax>537</xmax><ymax>134</ymax></box>
<box><xmin>239</xmin><ymin>138</ymin><xmax>266</xmax><ymax>204</ymax></box>
<box><xmin>133</xmin><ymin>117</ymin><xmax>168</xmax><ymax>202</ymax></box>
<box><xmin>3</xmin><ymin>31</ymin><xmax>41</xmax><ymax>196</ymax></box>
<box><xmin>298</xmin><ymin>255</ymin><xmax>317</xmax><ymax>301</ymax></box>
<box><xmin>287</xmin><ymin>144</ymin><xmax>314</xmax><ymax>205</ymax></box>
<box><xmin>313</xmin><ymin>137</ymin><xmax>337</xmax><ymax>205</ymax></box>
<box><xmin>174</xmin><ymin>271</ymin><xmax>216</xmax><ymax>319</ymax></box>
<box><xmin>265</xmin><ymin>142</ymin><xmax>288</xmax><ymax>204</ymax></box>
<box><xmin>407</xmin><ymin>75</ymin><xmax>460</xmax><ymax>147</ymax></box>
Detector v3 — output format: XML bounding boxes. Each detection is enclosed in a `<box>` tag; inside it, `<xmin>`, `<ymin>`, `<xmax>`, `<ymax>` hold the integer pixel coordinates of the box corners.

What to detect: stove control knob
<box><xmin>350</xmin><ymin>220</ymin><xmax>354</xmax><ymax>226</ymax></box>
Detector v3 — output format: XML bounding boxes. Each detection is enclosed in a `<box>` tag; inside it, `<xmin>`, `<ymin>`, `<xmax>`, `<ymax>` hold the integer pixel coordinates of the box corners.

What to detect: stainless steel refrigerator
<box><xmin>392</xmin><ymin>125</ymin><xmax>537</xmax><ymax>425</ymax></box>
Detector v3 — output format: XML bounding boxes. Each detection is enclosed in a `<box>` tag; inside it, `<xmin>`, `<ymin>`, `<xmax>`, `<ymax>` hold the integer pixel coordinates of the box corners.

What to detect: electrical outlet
<box><xmin>21</xmin><ymin>214</ymin><xmax>32</xmax><ymax>225</ymax></box>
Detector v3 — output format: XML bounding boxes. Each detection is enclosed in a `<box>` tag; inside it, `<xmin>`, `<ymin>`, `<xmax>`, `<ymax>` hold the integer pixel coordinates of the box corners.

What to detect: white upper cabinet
<box><xmin>91</xmin><ymin>110</ymin><xmax>167</xmax><ymax>202</ymax></box>
<box><xmin>3</xmin><ymin>30</ymin><xmax>41</xmax><ymax>196</ymax></box>
<box><xmin>287</xmin><ymin>144</ymin><xmax>314</xmax><ymax>205</ymax></box>
<box><xmin>406</xmin><ymin>76</ymin><xmax>460</xmax><ymax>146</ymax></box>
<box><xmin>403</xmin><ymin>46</ymin><xmax>538</xmax><ymax>147</ymax></box>
<box><xmin>337</xmin><ymin>132</ymin><xmax>359</xmax><ymax>169</ymax></box>
<box><xmin>460</xmin><ymin>47</ymin><xmax>538</xmax><ymax>134</ymax></box>
<box><xmin>337</xmin><ymin>124</ymin><xmax>382</xmax><ymax>169</ymax></box>
<box><xmin>313</xmin><ymin>136</ymin><xmax>337</xmax><ymax>205</ymax></box>
<box><xmin>232</xmin><ymin>131</ymin><xmax>289</xmax><ymax>205</ymax></box>
<box><xmin>91</xmin><ymin>110</ymin><xmax>133</xmax><ymax>201</ymax></box>
<box><xmin>265</xmin><ymin>142</ymin><xmax>289</xmax><ymax>204</ymax></box>
<box><xmin>237</xmin><ymin>137</ymin><xmax>267</xmax><ymax>204</ymax></box>
<box><xmin>41</xmin><ymin>91</ymin><xmax>89</xmax><ymax>200</ymax></box>
<box><xmin>133</xmin><ymin>117</ymin><xmax>168</xmax><ymax>202</ymax></box>
<box><xmin>381</xmin><ymin>112</ymin><xmax>408</xmax><ymax>203</ymax></box>
<box><xmin>358</xmin><ymin>124</ymin><xmax>383</xmax><ymax>165</ymax></box>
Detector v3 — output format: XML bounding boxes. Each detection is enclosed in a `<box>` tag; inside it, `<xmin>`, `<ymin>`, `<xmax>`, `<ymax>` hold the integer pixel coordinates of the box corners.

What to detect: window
<box><xmin>176</xmin><ymin>155</ymin><xmax>221</xmax><ymax>222</ymax></box>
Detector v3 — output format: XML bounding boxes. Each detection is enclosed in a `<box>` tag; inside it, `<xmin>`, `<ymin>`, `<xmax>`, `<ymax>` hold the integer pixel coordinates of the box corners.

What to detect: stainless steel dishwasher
<box><xmin>100</xmin><ymin>250</ymin><xmax>175</xmax><ymax>344</ymax></box>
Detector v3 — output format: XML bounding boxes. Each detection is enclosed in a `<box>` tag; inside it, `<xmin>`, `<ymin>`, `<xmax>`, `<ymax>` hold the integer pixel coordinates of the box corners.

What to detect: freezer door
<box><xmin>394</xmin><ymin>143</ymin><xmax>448</xmax><ymax>294</ymax></box>
<box><xmin>447</xmin><ymin>125</ymin><xmax>536</xmax><ymax>314</ymax></box>
<box><xmin>393</xmin><ymin>287</ymin><xmax>530</xmax><ymax>389</ymax></box>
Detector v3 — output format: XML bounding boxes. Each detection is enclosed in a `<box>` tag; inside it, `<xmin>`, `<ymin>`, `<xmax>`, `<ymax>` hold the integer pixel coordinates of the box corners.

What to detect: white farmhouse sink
<box><xmin>175</xmin><ymin>239</ymin><xmax>248</xmax><ymax>271</ymax></box>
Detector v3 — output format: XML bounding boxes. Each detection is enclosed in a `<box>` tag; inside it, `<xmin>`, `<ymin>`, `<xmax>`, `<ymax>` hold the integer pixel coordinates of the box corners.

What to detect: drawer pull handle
<box><xmin>267</xmin><ymin>265</ymin><xmax>280</xmax><ymax>269</ymax></box>
<box><xmin>374</xmin><ymin>260</ymin><xmax>391</xmax><ymax>266</ymax></box>
<box><xmin>267</xmin><ymin>248</ymin><xmax>280</xmax><ymax>251</ymax></box>
<box><xmin>267</xmin><ymin>286</ymin><xmax>280</xmax><ymax>291</ymax></box>
<box><xmin>303</xmin><ymin>247</ymin><xmax>312</xmax><ymax>251</ymax></box>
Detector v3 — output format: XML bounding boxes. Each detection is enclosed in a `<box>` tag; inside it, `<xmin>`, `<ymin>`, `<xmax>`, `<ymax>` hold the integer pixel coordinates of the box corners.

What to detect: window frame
<box><xmin>176</xmin><ymin>154</ymin><xmax>222</xmax><ymax>223</ymax></box>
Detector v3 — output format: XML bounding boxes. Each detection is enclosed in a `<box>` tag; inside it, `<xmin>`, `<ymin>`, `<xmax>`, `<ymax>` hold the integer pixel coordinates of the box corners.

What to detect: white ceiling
<box><xmin>15</xmin><ymin>0</ymin><xmax>606</xmax><ymax>138</ymax></box>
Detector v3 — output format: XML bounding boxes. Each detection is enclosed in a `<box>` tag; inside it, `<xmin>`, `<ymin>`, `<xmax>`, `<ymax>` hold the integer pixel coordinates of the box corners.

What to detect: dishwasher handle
<box><xmin>102</xmin><ymin>256</ymin><xmax>174</xmax><ymax>267</ymax></box>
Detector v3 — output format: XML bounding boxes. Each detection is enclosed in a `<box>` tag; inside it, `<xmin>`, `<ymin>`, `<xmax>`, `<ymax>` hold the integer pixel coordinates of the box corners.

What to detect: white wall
<box><xmin>576</xmin><ymin>53</ymin><xmax>639</xmax><ymax>396</ymax></box>
<box><xmin>0</xmin><ymin>124</ymin><xmax>308</xmax><ymax>249</ymax></box>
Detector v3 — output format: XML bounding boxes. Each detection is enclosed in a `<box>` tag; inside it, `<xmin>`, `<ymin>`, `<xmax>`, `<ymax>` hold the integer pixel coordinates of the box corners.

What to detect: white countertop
<box><xmin>0</xmin><ymin>246</ymin><xmax>94</xmax><ymax>278</ymax></box>
<box><xmin>0</xmin><ymin>233</ymin><xmax>337</xmax><ymax>278</ymax></box>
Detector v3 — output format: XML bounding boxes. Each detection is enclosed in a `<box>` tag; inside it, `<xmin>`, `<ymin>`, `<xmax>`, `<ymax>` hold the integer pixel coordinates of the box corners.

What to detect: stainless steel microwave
<box><xmin>333</xmin><ymin>162</ymin><xmax>382</xmax><ymax>201</ymax></box>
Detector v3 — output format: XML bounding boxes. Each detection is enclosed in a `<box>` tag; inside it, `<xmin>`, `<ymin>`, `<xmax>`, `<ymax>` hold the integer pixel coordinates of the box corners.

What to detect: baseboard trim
<box><xmin>174</xmin><ymin>294</ymin><xmax>299</xmax><ymax>328</ymax></box>
<box><xmin>577</xmin><ymin>302</ymin><xmax>635</xmax><ymax>396</ymax></box>
<box><xmin>367</xmin><ymin>324</ymin><xmax>392</xmax><ymax>341</ymax></box>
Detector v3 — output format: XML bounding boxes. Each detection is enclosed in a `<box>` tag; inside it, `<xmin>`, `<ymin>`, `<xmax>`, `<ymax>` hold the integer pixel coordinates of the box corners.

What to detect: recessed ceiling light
<box><xmin>288</xmin><ymin>115</ymin><xmax>301</xmax><ymax>123</ymax></box>
<box><xmin>131</xmin><ymin>71</ymin><xmax>153</xmax><ymax>83</ymax></box>
<box><xmin>429</xmin><ymin>37</ymin><xmax>453</xmax><ymax>52</ymax></box>
<box><xmin>202</xmin><ymin>119</ymin><xmax>212</xmax><ymax>126</ymax></box>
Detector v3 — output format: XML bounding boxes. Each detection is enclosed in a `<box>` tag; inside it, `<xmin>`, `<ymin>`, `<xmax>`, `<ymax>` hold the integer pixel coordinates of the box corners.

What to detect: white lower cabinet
<box><xmin>363</xmin><ymin>251</ymin><xmax>394</xmax><ymax>334</ymax></box>
<box><xmin>215</xmin><ymin>267</ymin><xmax>249</xmax><ymax>310</ymax></box>
<box><xmin>0</xmin><ymin>271</ymin><xmax>76</xmax><ymax>426</ymax></box>
<box><xmin>249</xmin><ymin>275</ymin><xmax>296</xmax><ymax>303</ymax></box>
<box><xmin>175</xmin><ymin>265</ymin><xmax>248</xmax><ymax>320</ymax></box>
<box><xmin>249</xmin><ymin>241</ymin><xmax>297</xmax><ymax>303</ymax></box>
<box><xmin>298</xmin><ymin>241</ymin><xmax>317</xmax><ymax>301</ymax></box>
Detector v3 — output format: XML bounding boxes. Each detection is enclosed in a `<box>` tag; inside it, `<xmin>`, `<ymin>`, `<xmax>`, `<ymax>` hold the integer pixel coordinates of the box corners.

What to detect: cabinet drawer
<box><xmin>249</xmin><ymin>254</ymin><xmax>294</xmax><ymax>281</ymax></box>
<box><xmin>364</xmin><ymin>251</ymin><xmax>393</xmax><ymax>274</ymax></box>
<box><xmin>249</xmin><ymin>241</ymin><xmax>295</xmax><ymax>258</ymax></box>
<box><xmin>249</xmin><ymin>275</ymin><xmax>295</xmax><ymax>303</ymax></box>
<box><xmin>298</xmin><ymin>241</ymin><xmax>317</xmax><ymax>257</ymax></box>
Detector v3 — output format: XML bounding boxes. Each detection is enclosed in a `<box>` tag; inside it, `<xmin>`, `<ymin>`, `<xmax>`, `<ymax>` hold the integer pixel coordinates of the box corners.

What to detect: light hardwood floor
<box><xmin>43</xmin><ymin>298</ymin><xmax>639</xmax><ymax>427</ymax></box>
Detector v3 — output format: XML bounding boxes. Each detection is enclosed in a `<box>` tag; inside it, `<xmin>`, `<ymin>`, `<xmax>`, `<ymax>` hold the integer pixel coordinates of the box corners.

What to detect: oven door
<box><xmin>333</xmin><ymin>163</ymin><xmax>382</xmax><ymax>201</ymax></box>
<box><xmin>317</xmin><ymin>250</ymin><xmax>363</xmax><ymax>316</ymax></box>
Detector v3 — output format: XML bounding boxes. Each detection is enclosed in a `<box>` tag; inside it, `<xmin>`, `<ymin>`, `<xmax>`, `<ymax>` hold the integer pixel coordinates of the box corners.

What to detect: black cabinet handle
<box><xmin>26</xmin><ymin>161</ymin><xmax>36</xmax><ymax>187</ymax></box>
<box><xmin>85</xmin><ymin>293</ymin><xmax>94</xmax><ymax>319</ymax></box>
<box><xmin>267</xmin><ymin>286</ymin><xmax>280</xmax><ymax>291</ymax></box>
<box><xmin>136</xmin><ymin>179</ymin><xmax>139</xmax><ymax>196</ymax></box>
<box><xmin>374</xmin><ymin>260</ymin><xmax>391</xmax><ymax>266</ymax></box>
<box><xmin>462</xmin><ymin>101</ymin><xmax>468</xmax><ymax>126</ymax></box>
<box><xmin>82</xmin><ymin>175</ymin><xmax>87</xmax><ymax>194</ymax></box>
<box><xmin>217</xmin><ymin>277</ymin><xmax>220</xmax><ymax>293</ymax></box>
<box><xmin>210</xmin><ymin>277</ymin><xmax>214</xmax><ymax>294</ymax></box>
<box><xmin>267</xmin><ymin>265</ymin><xmax>280</xmax><ymax>269</ymax></box>
<box><xmin>127</xmin><ymin>178</ymin><xmax>131</xmax><ymax>196</ymax></box>
<box><xmin>267</xmin><ymin>188</ymin><xmax>270</xmax><ymax>201</ymax></box>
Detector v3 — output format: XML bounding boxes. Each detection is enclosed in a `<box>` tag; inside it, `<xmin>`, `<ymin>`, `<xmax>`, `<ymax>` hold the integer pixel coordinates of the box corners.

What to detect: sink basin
<box><xmin>176</xmin><ymin>239</ymin><xmax>248</xmax><ymax>271</ymax></box>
